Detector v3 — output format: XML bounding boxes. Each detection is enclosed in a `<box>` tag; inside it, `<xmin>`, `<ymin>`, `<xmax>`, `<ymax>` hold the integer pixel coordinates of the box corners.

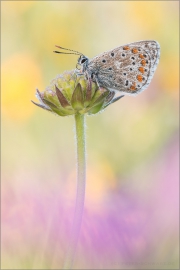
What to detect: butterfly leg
<box><xmin>76</xmin><ymin>72</ymin><xmax>84</xmax><ymax>76</ymax></box>
<box><xmin>93</xmin><ymin>74</ymin><xmax>107</xmax><ymax>92</ymax></box>
<box><xmin>90</xmin><ymin>73</ymin><xmax>124</xmax><ymax>105</ymax></box>
<box><xmin>111</xmin><ymin>95</ymin><xmax>124</xmax><ymax>104</ymax></box>
<box><xmin>87</xmin><ymin>70</ymin><xmax>110</xmax><ymax>94</ymax></box>
<box><xmin>75</xmin><ymin>70</ymin><xmax>84</xmax><ymax>76</ymax></box>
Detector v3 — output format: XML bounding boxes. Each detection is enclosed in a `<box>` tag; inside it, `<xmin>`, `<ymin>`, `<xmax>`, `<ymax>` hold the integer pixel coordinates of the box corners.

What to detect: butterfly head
<box><xmin>53</xmin><ymin>45</ymin><xmax>89</xmax><ymax>73</ymax></box>
<box><xmin>77</xmin><ymin>55</ymin><xmax>89</xmax><ymax>72</ymax></box>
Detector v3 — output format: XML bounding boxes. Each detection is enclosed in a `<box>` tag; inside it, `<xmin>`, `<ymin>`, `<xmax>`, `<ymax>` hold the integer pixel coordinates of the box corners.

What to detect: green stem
<box><xmin>63</xmin><ymin>113</ymin><xmax>86</xmax><ymax>269</ymax></box>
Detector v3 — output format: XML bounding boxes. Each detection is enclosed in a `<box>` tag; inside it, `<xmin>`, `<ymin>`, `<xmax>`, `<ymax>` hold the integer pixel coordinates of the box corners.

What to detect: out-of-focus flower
<box><xmin>2</xmin><ymin>53</ymin><xmax>43</xmax><ymax>122</ymax></box>
<box><xmin>32</xmin><ymin>70</ymin><xmax>116</xmax><ymax>116</ymax></box>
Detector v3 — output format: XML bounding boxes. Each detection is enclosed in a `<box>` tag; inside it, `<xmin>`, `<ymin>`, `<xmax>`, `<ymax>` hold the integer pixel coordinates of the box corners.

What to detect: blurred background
<box><xmin>1</xmin><ymin>1</ymin><xmax>179</xmax><ymax>269</ymax></box>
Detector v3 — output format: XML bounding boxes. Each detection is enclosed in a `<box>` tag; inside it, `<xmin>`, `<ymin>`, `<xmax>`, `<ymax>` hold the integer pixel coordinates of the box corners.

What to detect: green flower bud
<box><xmin>32</xmin><ymin>70</ymin><xmax>117</xmax><ymax>116</ymax></box>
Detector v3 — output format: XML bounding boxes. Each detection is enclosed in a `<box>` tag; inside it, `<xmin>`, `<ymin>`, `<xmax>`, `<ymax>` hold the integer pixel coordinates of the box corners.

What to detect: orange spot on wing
<box><xmin>138</xmin><ymin>67</ymin><xmax>144</xmax><ymax>73</ymax></box>
<box><xmin>141</xmin><ymin>59</ymin><xmax>146</xmax><ymax>66</ymax></box>
<box><xmin>139</xmin><ymin>54</ymin><xmax>144</xmax><ymax>59</ymax></box>
<box><xmin>123</xmin><ymin>46</ymin><xmax>130</xmax><ymax>50</ymax></box>
<box><xmin>137</xmin><ymin>75</ymin><xmax>143</xmax><ymax>82</ymax></box>
<box><xmin>130</xmin><ymin>82</ymin><xmax>136</xmax><ymax>91</ymax></box>
<box><xmin>132</xmin><ymin>48</ymin><xmax>138</xmax><ymax>54</ymax></box>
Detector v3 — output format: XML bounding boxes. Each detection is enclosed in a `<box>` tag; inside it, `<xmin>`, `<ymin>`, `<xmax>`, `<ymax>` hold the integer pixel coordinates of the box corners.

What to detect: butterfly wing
<box><xmin>87</xmin><ymin>40</ymin><xmax>160</xmax><ymax>95</ymax></box>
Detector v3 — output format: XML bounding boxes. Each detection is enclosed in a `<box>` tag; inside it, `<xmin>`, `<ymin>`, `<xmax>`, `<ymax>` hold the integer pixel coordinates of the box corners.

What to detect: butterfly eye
<box><xmin>80</xmin><ymin>58</ymin><xmax>87</xmax><ymax>64</ymax></box>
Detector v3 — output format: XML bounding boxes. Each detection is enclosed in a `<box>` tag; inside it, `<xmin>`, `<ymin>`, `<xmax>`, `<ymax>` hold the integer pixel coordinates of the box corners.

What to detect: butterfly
<box><xmin>54</xmin><ymin>40</ymin><xmax>160</xmax><ymax>99</ymax></box>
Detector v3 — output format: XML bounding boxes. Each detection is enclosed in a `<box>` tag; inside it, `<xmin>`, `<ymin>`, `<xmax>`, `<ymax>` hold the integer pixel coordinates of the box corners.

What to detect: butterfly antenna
<box><xmin>53</xmin><ymin>51</ymin><xmax>81</xmax><ymax>55</ymax></box>
<box><xmin>54</xmin><ymin>45</ymin><xmax>83</xmax><ymax>55</ymax></box>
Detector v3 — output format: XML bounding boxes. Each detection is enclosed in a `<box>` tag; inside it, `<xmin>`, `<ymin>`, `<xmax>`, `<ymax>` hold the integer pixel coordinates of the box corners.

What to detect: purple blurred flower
<box><xmin>2</xmin><ymin>136</ymin><xmax>178</xmax><ymax>269</ymax></box>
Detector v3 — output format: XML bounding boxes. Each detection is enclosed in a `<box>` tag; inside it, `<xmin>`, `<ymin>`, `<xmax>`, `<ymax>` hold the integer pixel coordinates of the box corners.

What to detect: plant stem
<box><xmin>63</xmin><ymin>113</ymin><xmax>86</xmax><ymax>269</ymax></box>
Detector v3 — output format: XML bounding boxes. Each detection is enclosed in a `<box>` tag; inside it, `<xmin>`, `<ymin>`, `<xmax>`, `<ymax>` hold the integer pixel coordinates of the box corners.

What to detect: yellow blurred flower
<box><xmin>66</xmin><ymin>161</ymin><xmax>116</xmax><ymax>210</ymax></box>
<box><xmin>86</xmin><ymin>161</ymin><xmax>117</xmax><ymax>208</ymax></box>
<box><xmin>128</xmin><ymin>2</ymin><xmax>166</xmax><ymax>32</ymax></box>
<box><xmin>2</xmin><ymin>1</ymin><xmax>35</xmax><ymax>14</ymax></box>
<box><xmin>2</xmin><ymin>53</ymin><xmax>43</xmax><ymax>122</ymax></box>
<box><xmin>160</xmin><ymin>56</ymin><xmax>179</xmax><ymax>95</ymax></box>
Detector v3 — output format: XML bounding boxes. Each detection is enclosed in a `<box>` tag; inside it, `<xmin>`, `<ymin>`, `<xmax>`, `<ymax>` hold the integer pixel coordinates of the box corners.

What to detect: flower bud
<box><xmin>32</xmin><ymin>70</ymin><xmax>116</xmax><ymax>116</ymax></box>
